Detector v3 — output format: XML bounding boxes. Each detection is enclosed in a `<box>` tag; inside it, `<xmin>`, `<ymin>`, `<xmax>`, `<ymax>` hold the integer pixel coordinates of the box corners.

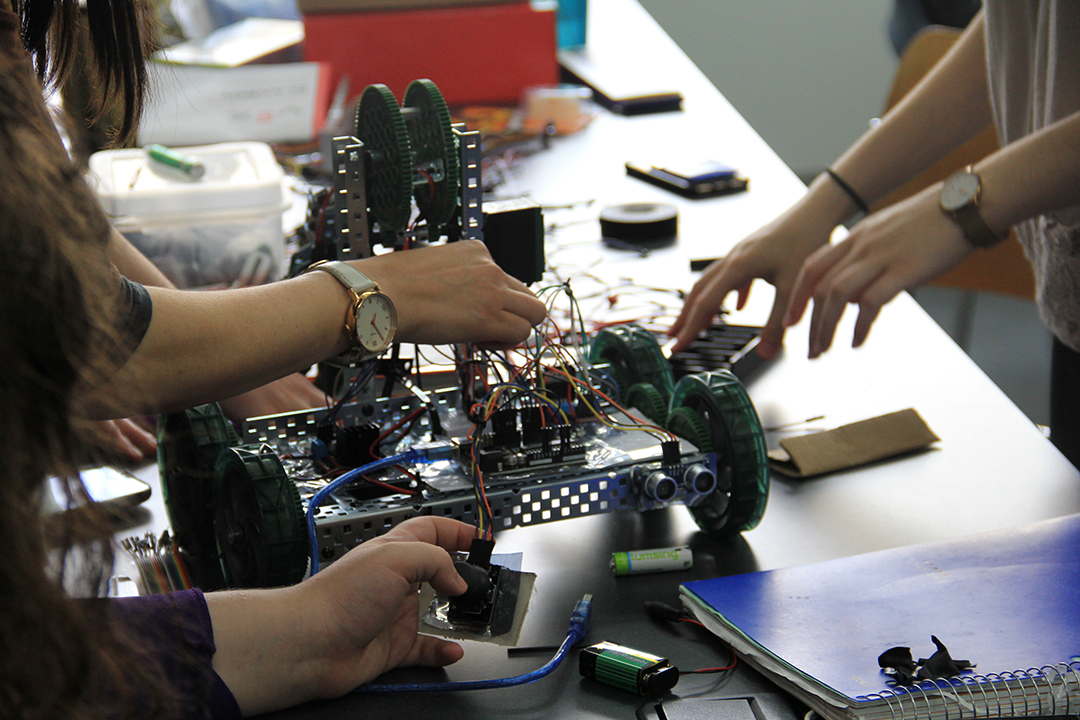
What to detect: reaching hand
<box><xmin>668</xmin><ymin>196</ymin><xmax>839</xmax><ymax>359</ymax></box>
<box><xmin>88</xmin><ymin>417</ymin><xmax>158</xmax><ymax>462</ymax></box>
<box><xmin>357</xmin><ymin>241</ymin><xmax>547</xmax><ymax>350</ymax></box>
<box><xmin>782</xmin><ymin>184</ymin><xmax>975</xmax><ymax>358</ymax></box>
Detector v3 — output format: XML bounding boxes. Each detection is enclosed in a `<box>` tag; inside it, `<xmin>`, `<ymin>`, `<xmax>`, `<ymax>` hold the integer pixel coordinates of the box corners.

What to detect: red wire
<box><xmin>362</xmin><ymin>474</ymin><xmax>417</xmax><ymax>495</ymax></box>
<box><xmin>369</xmin><ymin>405</ymin><xmax>428</xmax><ymax>459</ymax></box>
<box><xmin>417</xmin><ymin>168</ymin><xmax>436</xmax><ymax>200</ymax></box>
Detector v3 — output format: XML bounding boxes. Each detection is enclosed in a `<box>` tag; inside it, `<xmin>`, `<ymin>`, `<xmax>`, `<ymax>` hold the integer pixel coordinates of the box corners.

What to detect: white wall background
<box><xmin>635</xmin><ymin>0</ymin><xmax>898</xmax><ymax>181</ymax></box>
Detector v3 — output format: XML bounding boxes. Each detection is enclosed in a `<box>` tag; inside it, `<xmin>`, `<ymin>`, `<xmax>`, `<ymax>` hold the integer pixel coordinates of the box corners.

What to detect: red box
<box><xmin>302</xmin><ymin>2</ymin><xmax>558</xmax><ymax>109</ymax></box>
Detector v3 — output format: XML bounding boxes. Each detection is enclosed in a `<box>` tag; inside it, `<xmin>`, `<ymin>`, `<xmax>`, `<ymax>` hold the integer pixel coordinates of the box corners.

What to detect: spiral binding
<box><xmin>859</xmin><ymin>662</ymin><xmax>1080</xmax><ymax>720</ymax></box>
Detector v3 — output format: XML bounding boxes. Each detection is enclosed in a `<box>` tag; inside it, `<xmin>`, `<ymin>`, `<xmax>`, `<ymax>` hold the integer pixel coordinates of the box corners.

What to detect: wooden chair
<box><xmin>872</xmin><ymin>26</ymin><xmax>1035</xmax><ymax>346</ymax></box>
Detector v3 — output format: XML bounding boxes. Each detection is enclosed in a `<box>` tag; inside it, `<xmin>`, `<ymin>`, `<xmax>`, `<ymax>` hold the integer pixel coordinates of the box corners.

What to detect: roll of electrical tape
<box><xmin>599</xmin><ymin>203</ymin><xmax>678</xmax><ymax>247</ymax></box>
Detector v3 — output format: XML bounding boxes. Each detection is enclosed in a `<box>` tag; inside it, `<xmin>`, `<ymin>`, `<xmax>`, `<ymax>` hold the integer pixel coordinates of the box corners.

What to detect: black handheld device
<box><xmin>626</xmin><ymin>160</ymin><xmax>748</xmax><ymax>199</ymax></box>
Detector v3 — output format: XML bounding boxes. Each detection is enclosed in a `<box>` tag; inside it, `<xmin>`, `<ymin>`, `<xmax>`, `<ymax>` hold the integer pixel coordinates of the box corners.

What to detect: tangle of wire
<box><xmin>458</xmin><ymin>282</ymin><xmax>675</xmax><ymax>541</ymax></box>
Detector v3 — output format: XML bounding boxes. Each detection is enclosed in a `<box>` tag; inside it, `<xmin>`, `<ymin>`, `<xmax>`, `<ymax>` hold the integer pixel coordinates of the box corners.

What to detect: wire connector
<box><xmin>569</xmin><ymin>593</ymin><xmax>593</xmax><ymax>643</ymax></box>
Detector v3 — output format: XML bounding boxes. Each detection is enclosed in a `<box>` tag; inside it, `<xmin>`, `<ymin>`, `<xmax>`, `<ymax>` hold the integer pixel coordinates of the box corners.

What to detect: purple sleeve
<box><xmin>112</xmin><ymin>588</ymin><xmax>241</xmax><ymax>720</ymax></box>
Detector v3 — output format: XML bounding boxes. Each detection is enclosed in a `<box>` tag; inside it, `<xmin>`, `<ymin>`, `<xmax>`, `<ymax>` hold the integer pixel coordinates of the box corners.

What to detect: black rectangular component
<box><xmin>482</xmin><ymin>197</ymin><xmax>544</xmax><ymax>284</ymax></box>
<box><xmin>667</xmin><ymin>322</ymin><xmax>772</xmax><ymax>384</ymax></box>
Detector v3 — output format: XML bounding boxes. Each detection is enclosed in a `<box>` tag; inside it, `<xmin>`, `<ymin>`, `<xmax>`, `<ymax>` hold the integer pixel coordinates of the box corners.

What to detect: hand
<box><xmin>299</xmin><ymin>517</ymin><xmax>474</xmax><ymax>696</ymax></box>
<box><xmin>783</xmin><ymin>185</ymin><xmax>975</xmax><ymax>358</ymax></box>
<box><xmin>668</xmin><ymin>196</ymin><xmax>839</xmax><ymax>358</ymax></box>
<box><xmin>218</xmin><ymin>372</ymin><xmax>327</xmax><ymax>424</ymax></box>
<box><xmin>208</xmin><ymin>517</ymin><xmax>475</xmax><ymax>715</ymax></box>
<box><xmin>358</xmin><ymin>241</ymin><xmax>547</xmax><ymax>350</ymax></box>
<box><xmin>87</xmin><ymin>418</ymin><xmax>158</xmax><ymax>462</ymax></box>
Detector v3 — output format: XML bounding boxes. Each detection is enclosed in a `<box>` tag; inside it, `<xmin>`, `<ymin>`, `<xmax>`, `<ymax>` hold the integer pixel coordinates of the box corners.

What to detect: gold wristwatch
<box><xmin>307</xmin><ymin>260</ymin><xmax>397</xmax><ymax>363</ymax></box>
<box><xmin>939</xmin><ymin>166</ymin><xmax>1005</xmax><ymax>249</ymax></box>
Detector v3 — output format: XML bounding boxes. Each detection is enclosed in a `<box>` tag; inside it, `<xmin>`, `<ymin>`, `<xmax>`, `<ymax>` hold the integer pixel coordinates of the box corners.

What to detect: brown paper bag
<box><xmin>768</xmin><ymin>408</ymin><xmax>939</xmax><ymax>478</ymax></box>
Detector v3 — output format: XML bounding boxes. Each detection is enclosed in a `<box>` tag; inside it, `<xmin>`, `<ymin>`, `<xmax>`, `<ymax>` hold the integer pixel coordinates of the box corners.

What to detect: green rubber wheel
<box><xmin>625</xmin><ymin>382</ymin><xmax>668</xmax><ymax>426</ymax></box>
<box><xmin>588</xmin><ymin>324</ymin><xmax>675</xmax><ymax>403</ymax></box>
<box><xmin>666</xmin><ymin>405</ymin><xmax>713</xmax><ymax>452</ymax></box>
<box><xmin>671</xmin><ymin>371</ymin><xmax>769</xmax><ymax>535</ymax></box>
<box><xmin>355</xmin><ymin>84</ymin><xmax>413</xmax><ymax>234</ymax></box>
<box><xmin>157</xmin><ymin>403</ymin><xmax>232</xmax><ymax>590</ymax></box>
<box><xmin>403</xmin><ymin>79</ymin><xmax>459</xmax><ymax>231</ymax></box>
<box><xmin>213</xmin><ymin>447</ymin><xmax>308</xmax><ymax>589</ymax></box>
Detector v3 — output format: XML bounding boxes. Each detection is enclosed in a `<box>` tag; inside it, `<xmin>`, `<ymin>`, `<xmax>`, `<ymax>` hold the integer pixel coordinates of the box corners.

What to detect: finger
<box><xmin>400</xmin><ymin>634</ymin><xmax>465</xmax><ymax>669</ymax></box>
<box><xmin>671</xmin><ymin>274</ymin><xmax>739</xmax><ymax>352</ymax></box>
<box><xmin>808</xmin><ymin>259</ymin><xmax>887</xmax><ymax>358</ymax></box>
<box><xmin>851</xmin><ymin>272</ymin><xmax>909</xmax><ymax>348</ymax></box>
<box><xmin>669</xmin><ymin>265</ymin><xmax>724</xmax><ymax>337</ymax></box>
<box><xmin>734</xmin><ymin>281</ymin><xmax>751</xmax><ymax>311</ymax></box>
<box><xmin>115</xmin><ymin>418</ymin><xmax>158</xmax><ymax>457</ymax></box>
<box><xmin>783</xmin><ymin>241</ymin><xmax>851</xmax><ymax>328</ymax></box>
<box><xmin>383</xmin><ymin>516</ymin><xmax>478</xmax><ymax>555</ymax></box>
<box><xmin>473</xmin><ymin>311</ymin><xmax>540</xmax><ymax>350</ymax></box>
<box><xmin>756</xmin><ymin>290</ymin><xmax>790</xmax><ymax>361</ymax></box>
<box><xmin>502</xmin><ymin>288</ymin><xmax>549</xmax><ymax>329</ymax></box>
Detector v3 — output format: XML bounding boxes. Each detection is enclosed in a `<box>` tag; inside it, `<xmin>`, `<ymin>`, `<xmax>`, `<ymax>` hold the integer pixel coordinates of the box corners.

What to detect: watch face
<box><xmin>354</xmin><ymin>292</ymin><xmax>397</xmax><ymax>353</ymax></box>
<box><xmin>940</xmin><ymin>170</ymin><xmax>981</xmax><ymax>212</ymax></box>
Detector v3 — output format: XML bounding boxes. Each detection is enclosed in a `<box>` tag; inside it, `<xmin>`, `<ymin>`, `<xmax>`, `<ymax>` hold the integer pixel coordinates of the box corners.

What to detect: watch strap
<box><xmin>941</xmin><ymin>168</ymin><xmax>1005</xmax><ymax>249</ymax></box>
<box><xmin>307</xmin><ymin>260</ymin><xmax>379</xmax><ymax>295</ymax></box>
<box><xmin>306</xmin><ymin>260</ymin><xmax>381</xmax><ymax>359</ymax></box>
<box><xmin>952</xmin><ymin>204</ymin><xmax>1004</xmax><ymax>249</ymax></box>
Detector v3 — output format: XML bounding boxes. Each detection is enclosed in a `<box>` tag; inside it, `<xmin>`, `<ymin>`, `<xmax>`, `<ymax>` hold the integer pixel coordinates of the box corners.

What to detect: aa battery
<box><xmin>579</xmin><ymin>640</ymin><xmax>679</xmax><ymax>695</ymax></box>
<box><xmin>611</xmin><ymin>546</ymin><xmax>692</xmax><ymax>576</ymax></box>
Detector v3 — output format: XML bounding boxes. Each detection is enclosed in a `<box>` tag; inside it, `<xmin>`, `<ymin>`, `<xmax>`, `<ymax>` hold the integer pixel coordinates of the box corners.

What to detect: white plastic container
<box><xmin>89</xmin><ymin>141</ymin><xmax>287</xmax><ymax>289</ymax></box>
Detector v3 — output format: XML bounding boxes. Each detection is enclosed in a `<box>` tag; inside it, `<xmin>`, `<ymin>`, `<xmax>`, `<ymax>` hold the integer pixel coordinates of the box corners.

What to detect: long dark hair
<box><xmin>17</xmin><ymin>0</ymin><xmax>155</xmax><ymax>144</ymax></box>
<box><xmin>0</xmin><ymin>0</ymin><xmax>177</xmax><ymax>715</ymax></box>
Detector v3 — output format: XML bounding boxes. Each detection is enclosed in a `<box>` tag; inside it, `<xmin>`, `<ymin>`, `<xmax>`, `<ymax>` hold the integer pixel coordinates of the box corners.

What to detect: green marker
<box><xmin>146</xmin><ymin>143</ymin><xmax>205</xmax><ymax>179</ymax></box>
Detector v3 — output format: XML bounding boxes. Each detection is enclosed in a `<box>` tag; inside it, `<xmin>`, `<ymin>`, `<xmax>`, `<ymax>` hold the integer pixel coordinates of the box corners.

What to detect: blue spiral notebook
<box><xmin>681</xmin><ymin>514</ymin><xmax>1080</xmax><ymax>720</ymax></box>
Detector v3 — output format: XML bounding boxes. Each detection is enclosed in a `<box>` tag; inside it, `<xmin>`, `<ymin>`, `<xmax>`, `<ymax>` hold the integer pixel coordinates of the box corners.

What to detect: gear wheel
<box><xmin>670</xmin><ymin>371</ymin><xmax>769</xmax><ymax>535</ymax></box>
<box><xmin>403</xmin><ymin>79</ymin><xmax>459</xmax><ymax>231</ymax></box>
<box><xmin>213</xmin><ymin>447</ymin><xmax>308</xmax><ymax>589</ymax></box>
<box><xmin>666</xmin><ymin>406</ymin><xmax>713</xmax><ymax>452</ymax></box>
<box><xmin>156</xmin><ymin>403</ymin><xmax>233</xmax><ymax>590</ymax></box>
<box><xmin>588</xmin><ymin>324</ymin><xmax>675</xmax><ymax>402</ymax></box>
<box><xmin>355</xmin><ymin>84</ymin><xmax>412</xmax><ymax>234</ymax></box>
<box><xmin>625</xmin><ymin>382</ymin><xmax>668</xmax><ymax>425</ymax></box>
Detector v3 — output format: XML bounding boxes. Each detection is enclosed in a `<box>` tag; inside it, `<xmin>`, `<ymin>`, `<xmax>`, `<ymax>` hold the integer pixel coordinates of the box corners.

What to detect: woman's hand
<box><xmin>783</xmin><ymin>184</ymin><xmax>975</xmax><ymax>358</ymax></box>
<box><xmin>208</xmin><ymin>517</ymin><xmax>476</xmax><ymax>716</ymax></box>
<box><xmin>298</xmin><ymin>517</ymin><xmax>475</xmax><ymax>695</ymax></box>
<box><xmin>668</xmin><ymin>189</ymin><xmax>844</xmax><ymax>359</ymax></box>
<box><xmin>358</xmin><ymin>241</ymin><xmax>547</xmax><ymax>350</ymax></box>
<box><xmin>87</xmin><ymin>418</ymin><xmax>158</xmax><ymax>462</ymax></box>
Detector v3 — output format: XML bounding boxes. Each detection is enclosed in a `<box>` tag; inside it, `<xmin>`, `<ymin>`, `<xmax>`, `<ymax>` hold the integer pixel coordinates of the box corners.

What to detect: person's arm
<box><xmin>669</xmin><ymin>11</ymin><xmax>992</xmax><ymax>357</ymax></box>
<box><xmin>107</xmin><ymin>229</ymin><xmax>328</xmax><ymax>422</ymax></box>
<box><xmin>206</xmin><ymin>517</ymin><xmax>474</xmax><ymax>716</ymax></box>
<box><xmin>784</xmin><ymin>106</ymin><xmax>1080</xmax><ymax>357</ymax></box>
<box><xmin>82</xmin><ymin>240</ymin><xmax>547</xmax><ymax>418</ymax></box>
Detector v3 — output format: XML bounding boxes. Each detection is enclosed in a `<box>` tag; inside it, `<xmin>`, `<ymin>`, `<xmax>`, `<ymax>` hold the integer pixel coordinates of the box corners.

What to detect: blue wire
<box><xmin>356</xmin><ymin>594</ymin><xmax>593</xmax><ymax>693</ymax></box>
<box><xmin>306</xmin><ymin>448</ymin><xmax>424</xmax><ymax>575</ymax></box>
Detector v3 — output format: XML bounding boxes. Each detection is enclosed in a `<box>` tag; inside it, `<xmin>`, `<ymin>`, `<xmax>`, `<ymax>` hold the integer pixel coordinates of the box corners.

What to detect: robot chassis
<box><xmin>155</xmin><ymin>81</ymin><xmax>771</xmax><ymax>592</ymax></box>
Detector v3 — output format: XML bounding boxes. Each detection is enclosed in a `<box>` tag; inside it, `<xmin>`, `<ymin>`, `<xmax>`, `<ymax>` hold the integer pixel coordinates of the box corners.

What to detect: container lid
<box><xmin>89</xmin><ymin>141</ymin><xmax>285</xmax><ymax>219</ymax></box>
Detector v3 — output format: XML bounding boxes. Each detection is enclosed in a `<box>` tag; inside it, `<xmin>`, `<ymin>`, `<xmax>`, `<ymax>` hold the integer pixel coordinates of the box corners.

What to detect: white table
<box><xmin>125</xmin><ymin>0</ymin><xmax>1080</xmax><ymax>716</ymax></box>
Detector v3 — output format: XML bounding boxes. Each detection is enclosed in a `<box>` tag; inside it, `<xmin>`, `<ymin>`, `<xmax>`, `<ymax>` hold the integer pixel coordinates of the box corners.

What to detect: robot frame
<box><xmin>156</xmin><ymin>80</ymin><xmax>770</xmax><ymax>592</ymax></box>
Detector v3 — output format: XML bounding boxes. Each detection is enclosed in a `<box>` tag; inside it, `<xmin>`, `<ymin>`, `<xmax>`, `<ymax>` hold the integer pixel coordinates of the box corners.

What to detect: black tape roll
<box><xmin>599</xmin><ymin>203</ymin><xmax>678</xmax><ymax>247</ymax></box>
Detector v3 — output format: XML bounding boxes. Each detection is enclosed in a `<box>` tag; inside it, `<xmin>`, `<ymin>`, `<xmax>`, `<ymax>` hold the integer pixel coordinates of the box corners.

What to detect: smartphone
<box><xmin>44</xmin><ymin>466</ymin><xmax>152</xmax><ymax>515</ymax></box>
<box><xmin>626</xmin><ymin>159</ymin><xmax>748</xmax><ymax>199</ymax></box>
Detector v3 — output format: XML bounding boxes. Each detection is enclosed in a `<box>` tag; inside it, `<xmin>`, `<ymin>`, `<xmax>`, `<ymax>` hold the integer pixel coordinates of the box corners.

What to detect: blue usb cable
<box><xmin>356</xmin><ymin>594</ymin><xmax>593</xmax><ymax>693</ymax></box>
